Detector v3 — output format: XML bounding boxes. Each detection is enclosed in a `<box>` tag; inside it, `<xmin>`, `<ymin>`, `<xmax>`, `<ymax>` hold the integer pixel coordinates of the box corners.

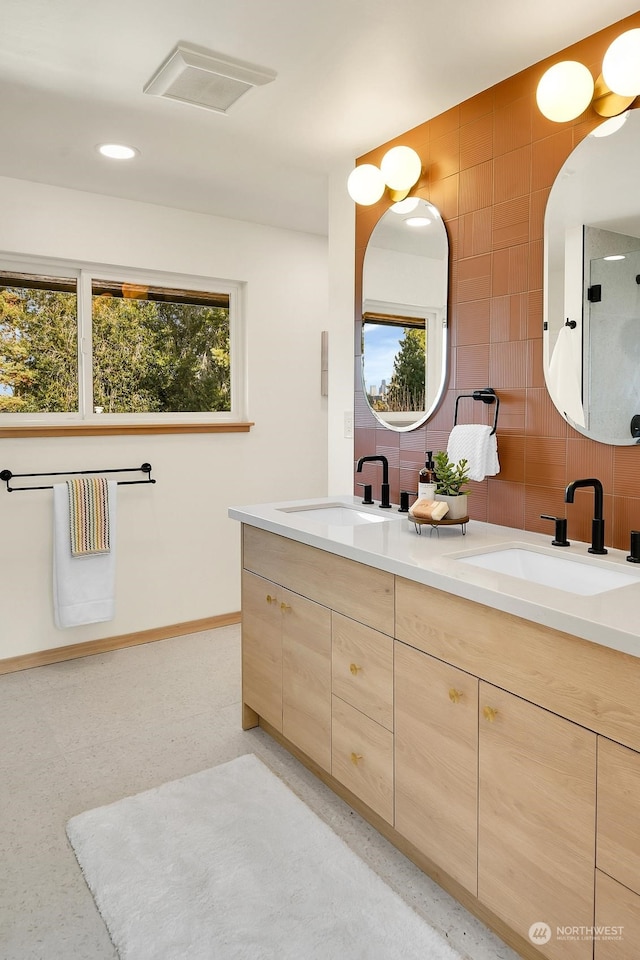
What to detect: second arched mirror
<box><xmin>361</xmin><ymin>198</ymin><xmax>449</xmax><ymax>431</ymax></box>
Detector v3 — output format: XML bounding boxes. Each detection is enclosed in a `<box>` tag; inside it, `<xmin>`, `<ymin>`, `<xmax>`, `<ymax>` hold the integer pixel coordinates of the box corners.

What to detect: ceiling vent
<box><xmin>143</xmin><ymin>43</ymin><xmax>277</xmax><ymax>115</ymax></box>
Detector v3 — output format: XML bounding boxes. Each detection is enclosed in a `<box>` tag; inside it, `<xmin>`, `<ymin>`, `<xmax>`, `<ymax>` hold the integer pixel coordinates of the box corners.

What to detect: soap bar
<box><xmin>409</xmin><ymin>498</ymin><xmax>449</xmax><ymax>522</ymax></box>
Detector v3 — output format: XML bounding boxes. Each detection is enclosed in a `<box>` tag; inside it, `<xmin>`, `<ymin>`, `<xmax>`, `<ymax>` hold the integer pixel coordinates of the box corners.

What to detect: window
<box><xmin>0</xmin><ymin>259</ymin><xmax>245</xmax><ymax>430</ymax></box>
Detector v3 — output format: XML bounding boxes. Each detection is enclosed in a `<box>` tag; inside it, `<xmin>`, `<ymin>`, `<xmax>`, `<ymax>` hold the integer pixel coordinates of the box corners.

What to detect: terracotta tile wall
<box><xmin>354</xmin><ymin>12</ymin><xmax>640</xmax><ymax>550</ymax></box>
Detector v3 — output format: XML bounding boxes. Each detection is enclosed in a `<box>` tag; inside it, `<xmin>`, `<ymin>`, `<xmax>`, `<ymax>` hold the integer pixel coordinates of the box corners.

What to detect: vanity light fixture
<box><xmin>97</xmin><ymin>143</ymin><xmax>139</xmax><ymax>160</ymax></box>
<box><xmin>536</xmin><ymin>28</ymin><xmax>640</xmax><ymax>123</ymax></box>
<box><xmin>347</xmin><ymin>145</ymin><xmax>422</xmax><ymax>206</ymax></box>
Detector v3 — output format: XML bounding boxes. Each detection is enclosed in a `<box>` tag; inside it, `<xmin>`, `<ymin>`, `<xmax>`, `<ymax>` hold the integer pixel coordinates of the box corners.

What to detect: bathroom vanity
<box><xmin>229</xmin><ymin>497</ymin><xmax>640</xmax><ymax>960</ymax></box>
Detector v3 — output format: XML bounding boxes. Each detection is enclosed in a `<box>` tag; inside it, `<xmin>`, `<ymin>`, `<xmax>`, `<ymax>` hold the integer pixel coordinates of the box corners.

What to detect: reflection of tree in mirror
<box><xmin>369</xmin><ymin>327</ymin><xmax>426</xmax><ymax>412</ymax></box>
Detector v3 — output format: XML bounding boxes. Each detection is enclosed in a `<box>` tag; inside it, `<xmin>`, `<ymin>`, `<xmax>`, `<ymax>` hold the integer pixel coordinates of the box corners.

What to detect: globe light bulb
<box><xmin>602</xmin><ymin>29</ymin><xmax>640</xmax><ymax>97</ymax></box>
<box><xmin>380</xmin><ymin>146</ymin><xmax>422</xmax><ymax>191</ymax></box>
<box><xmin>536</xmin><ymin>61</ymin><xmax>594</xmax><ymax>122</ymax></box>
<box><xmin>347</xmin><ymin>164</ymin><xmax>385</xmax><ymax>205</ymax></box>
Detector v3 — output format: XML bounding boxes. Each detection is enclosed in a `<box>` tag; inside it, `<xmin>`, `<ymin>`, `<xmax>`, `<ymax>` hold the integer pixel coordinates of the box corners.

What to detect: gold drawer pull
<box><xmin>280</xmin><ymin>602</ymin><xmax>291</xmax><ymax>612</ymax></box>
<box><xmin>483</xmin><ymin>705</ymin><xmax>498</xmax><ymax>723</ymax></box>
<box><xmin>349</xmin><ymin>663</ymin><xmax>362</xmax><ymax>676</ymax></box>
<box><xmin>265</xmin><ymin>594</ymin><xmax>277</xmax><ymax>604</ymax></box>
<box><xmin>350</xmin><ymin>752</ymin><xmax>363</xmax><ymax>765</ymax></box>
<box><xmin>449</xmin><ymin>688</ymin><xmax>463</xmax><ymax>703</ymax></box>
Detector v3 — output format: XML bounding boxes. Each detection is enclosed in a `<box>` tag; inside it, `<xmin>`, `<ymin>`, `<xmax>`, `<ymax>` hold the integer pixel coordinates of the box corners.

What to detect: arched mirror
<box><xmin>544</xmin><ymin>109</ymin><xmax>640</xmax><ymax>445</ymax></box>
<box><xmin>361</xmin><ymin>198</ymin><xmax>448</xmax><ymax>431</ymax></box>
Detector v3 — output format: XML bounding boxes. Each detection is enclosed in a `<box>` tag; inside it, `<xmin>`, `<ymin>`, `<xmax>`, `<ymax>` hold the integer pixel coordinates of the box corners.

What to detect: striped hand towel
<box><xmin>67</xmin><ymin>477</ymin><xmax>111</xmax><ymax>557</ymax></box>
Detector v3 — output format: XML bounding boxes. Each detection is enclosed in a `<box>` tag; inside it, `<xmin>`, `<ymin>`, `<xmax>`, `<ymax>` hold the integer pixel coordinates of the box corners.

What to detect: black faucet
<box><xmin>564</xmin><ymin>478</ymin><xmax>607</xmax><ymax>555</ymax></box>
<box><xmin>356</xmin><ymin>455</ymin><xmax>391</xmax><ymax>509</ymax></box>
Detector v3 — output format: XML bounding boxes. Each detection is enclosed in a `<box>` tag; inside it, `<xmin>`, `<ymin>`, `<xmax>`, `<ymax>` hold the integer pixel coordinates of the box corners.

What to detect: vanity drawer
<box><xmin>331</xmin><ymin>695</ymin><xmax>393</xmax><ymax>823</ymax></box>
<box><xmin>243</xmin><ymin>525</ymin><xmax>394</xmax><ymax>635</ymax></box>
<box><xmin>597</xmin><ymin>737</ymin><xmax>640</xmax><ymax>896</ymax></box>
<box><xmin>332</xmin><ymin>613</ymin><xmax>393</xmax><ymax>731</ymax></box>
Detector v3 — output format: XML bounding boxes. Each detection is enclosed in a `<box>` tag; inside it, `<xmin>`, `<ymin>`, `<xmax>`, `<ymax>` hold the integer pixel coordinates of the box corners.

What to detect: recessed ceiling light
<box><xmin>405</xmin><ymin>216</ymin><xmax>431</xmax><ymax>227</ymax></box>
<box><xmin>603</xmin><ymin>255</ymin><xmax>626</xmax><ymax>261</ymax></box>
<box><xmin>97</xmin><ymin>143</ymin><xmax>139</xmax><ymax>160</ymax></box>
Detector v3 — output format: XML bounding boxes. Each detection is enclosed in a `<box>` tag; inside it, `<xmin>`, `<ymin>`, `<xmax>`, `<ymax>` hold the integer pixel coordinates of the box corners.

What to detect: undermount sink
<box><xmin>456</xmin><ymin>545</ymin><xmax>639</xmax><ymax>596</ymax></box>
<box><xmin>277</xmin><ymin>503</ymin><xmax>391</xmax><ymax>526</ymax></box>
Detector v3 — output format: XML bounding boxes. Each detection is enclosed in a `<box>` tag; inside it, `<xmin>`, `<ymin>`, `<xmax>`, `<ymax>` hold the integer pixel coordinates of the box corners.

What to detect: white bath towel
<box><xmin>547</xmin><ymin>324</ymin><xmax>585</xmax><ymax>428</ymax></box>
<box><xmin>446</xmin><ymin>424</ymin><xmax>500</xmax><ymax>482</ymax></box>
<box><xmin>53</xmin><ymin>480</ymin><xmax>117</xmax><ymax>629</ymax></box>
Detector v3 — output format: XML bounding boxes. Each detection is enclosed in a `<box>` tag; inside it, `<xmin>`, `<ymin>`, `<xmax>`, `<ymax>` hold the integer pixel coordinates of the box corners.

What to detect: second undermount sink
<box><xmin>277</xmin><ymin>503</ymin><xmax>391</xmax><ymax>526</ymax></box>
<box><xmin>456</xmin><ymin>545</ymin><xmax>639</xmax><ymax>596</ymax></box>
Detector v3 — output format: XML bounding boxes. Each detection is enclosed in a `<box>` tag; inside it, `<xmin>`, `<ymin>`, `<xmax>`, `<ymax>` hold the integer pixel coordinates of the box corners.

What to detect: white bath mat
<box><xmin>67</xmin><ymin>753</ymin><xmax>463</xmax><ymax>960</ymax></box>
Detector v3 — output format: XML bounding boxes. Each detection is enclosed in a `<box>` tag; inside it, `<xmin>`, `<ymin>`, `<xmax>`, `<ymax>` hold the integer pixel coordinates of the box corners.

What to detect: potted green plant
<box><xmin>432</xmin><ymin>451</ymin><xmax>470</xmax><ymax>520</ymax></box>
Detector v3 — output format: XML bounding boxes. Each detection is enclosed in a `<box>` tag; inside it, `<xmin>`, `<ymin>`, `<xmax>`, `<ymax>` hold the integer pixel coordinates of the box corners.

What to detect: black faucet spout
<box><xmin>356</xmin><ymin>455</ymin><xmax>391</xmax><ymax>508</ymax></box>
<box><xmin>564</xmin><ymin>478</ymin><xmax>607</xmax><ymax>554</ymax></box>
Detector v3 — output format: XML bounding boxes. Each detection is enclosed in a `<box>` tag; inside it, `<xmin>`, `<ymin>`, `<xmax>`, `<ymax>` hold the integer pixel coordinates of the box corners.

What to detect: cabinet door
<box><xmin>597</xmin><ymin>736</ymin><xmax>640</xmax><ymax>897</ymax></box>
<box><xmin>595</xmin><ymin>869</ymin><xmax>640</xmax><ymax>960</ymax></box>
<box><xmin>241</xmin><ymin>570</ymin><xmax>283</xmax><ymax>731</ymax></box>
<box><xmin>394</xmin><ymin>642</ymin><xmax>478</xmax><ymax>895</ymax></box>
<box><xmin>478</xmin><ymin>682</ymin><xmax>596</xmax><ymax>960</ymax></box>
<box><xmin>282</xmin><ymin>589</ymin><xmax>332</xmax><ymax>771</ymax></box>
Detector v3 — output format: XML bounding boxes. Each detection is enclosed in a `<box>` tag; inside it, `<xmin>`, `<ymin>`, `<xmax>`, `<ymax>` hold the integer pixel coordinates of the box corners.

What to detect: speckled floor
<box><xmin>0</xmin><ymin>625</ymin><xmax>519</xmax><ymax>960</ymax></box>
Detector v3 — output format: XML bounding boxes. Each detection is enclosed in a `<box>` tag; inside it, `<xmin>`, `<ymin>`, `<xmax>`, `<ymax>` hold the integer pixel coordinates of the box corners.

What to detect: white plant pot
<box><xmin>435</xmin><ymin>493</ymin><xmax>468</xmax><ymax>520</ymax></box>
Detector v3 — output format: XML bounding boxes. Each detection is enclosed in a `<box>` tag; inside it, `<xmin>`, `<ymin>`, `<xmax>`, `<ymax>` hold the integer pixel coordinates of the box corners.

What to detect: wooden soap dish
<box><xmin>410</xmin><ymin>515</ymin><xmax>469</xmax><ymax>536</ymax></box>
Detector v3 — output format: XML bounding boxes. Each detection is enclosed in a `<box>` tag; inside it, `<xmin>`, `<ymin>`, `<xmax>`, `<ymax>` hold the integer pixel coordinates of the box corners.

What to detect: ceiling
<box><xmin>1</xmin><ymin>0</ymin><xmax>638</xmax><ymax>237</ymax></box>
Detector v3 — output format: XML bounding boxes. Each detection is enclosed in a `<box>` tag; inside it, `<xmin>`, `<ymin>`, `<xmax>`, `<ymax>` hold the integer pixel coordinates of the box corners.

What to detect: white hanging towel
<box><xmin>547</xmin><ymin>324</ymin><xmax>586</xmax><ymax>428</ymax></box>
<box><xmin>52</xmin><ymin>480</ymin><xmax>117</xmax><ymax>628</ymax></box>
<box><xmin>446</xmin><ymin>424</ymin><xmax>500</xmax><ymax>482</ymax></box>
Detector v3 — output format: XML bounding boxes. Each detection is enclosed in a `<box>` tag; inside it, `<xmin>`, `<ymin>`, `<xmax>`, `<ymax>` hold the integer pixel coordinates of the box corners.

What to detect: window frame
<box><xmin>0</xmin><ymin>254</ymin><xmax>249</xmax><ymax>435</ymax></box>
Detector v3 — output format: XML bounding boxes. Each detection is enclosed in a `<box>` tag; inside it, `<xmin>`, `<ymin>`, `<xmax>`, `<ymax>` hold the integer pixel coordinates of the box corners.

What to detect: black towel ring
<box><xmin>453</xmin><ymin>388</ymin><xmax>499</xmax><ymax>436</ymax></box>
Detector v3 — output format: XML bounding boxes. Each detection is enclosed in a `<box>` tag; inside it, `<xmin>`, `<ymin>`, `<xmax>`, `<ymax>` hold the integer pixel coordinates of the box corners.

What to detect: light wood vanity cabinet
<box><xmin>241</xmin><ymin>524</ymin><xmax>640</xmax><ymax>959</ymax></box>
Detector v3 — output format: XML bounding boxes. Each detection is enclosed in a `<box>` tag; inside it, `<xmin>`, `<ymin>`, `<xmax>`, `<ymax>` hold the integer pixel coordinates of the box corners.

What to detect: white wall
<box><xmin>327</xmin><ymin>162</ymin><xmax>356</xmax><ymax>495</ymax></box>
<box><xmin>0</xmin><ymin>177</ymin><xmax>328</xmax><ymax>659</ymax></box>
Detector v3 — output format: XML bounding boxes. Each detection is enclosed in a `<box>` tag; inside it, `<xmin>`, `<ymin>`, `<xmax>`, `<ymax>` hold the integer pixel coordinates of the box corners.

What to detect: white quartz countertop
<box><xmin>228</xmin><ymin>496</ymin><xmax>640</xmax><ymax>659</ymax></box>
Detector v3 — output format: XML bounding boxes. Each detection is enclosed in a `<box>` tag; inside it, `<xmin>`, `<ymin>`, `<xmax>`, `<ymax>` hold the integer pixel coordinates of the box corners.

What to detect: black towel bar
<box><xmin>0</xmin><ymin>463</ymin><xmax>155</xmax><ymax>493</ymax></box>
<box><xmin>453</xmin><ymin>388</ymin><xmax>499</xmax><ymax>435</ymax></box>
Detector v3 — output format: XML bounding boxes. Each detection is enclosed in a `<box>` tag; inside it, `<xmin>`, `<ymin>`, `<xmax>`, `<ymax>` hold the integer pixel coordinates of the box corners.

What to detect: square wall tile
<box><xmin>455</xmin><ymin>344</ymin><xmax>490</xmax><ymax>390</ymax></box>
<box><xmin>524</xmin><ymin>436</ymin><xmax>567</xmax><ymax>487</ymax></box>
<box><xmin>493</xmin><ymin>146</ymin><xmax>531</xmax><ymax>204</ymax></box>
<box><xmin>493</xmin><ymin>97</ymin><xmax>532</xmax><ymax>155</ymax></box>
<box><xmin>489</xmin><ymin>340</ymin><xmax>528</xmax><ymax>390</ymax></box>
<box><xmin>525</xmin><ymin>387</ymin><xmax>567</xmax><ymax>438</ymax></box>
<box><xmin>487</xmin><ymin>480</ymin><xmax>525</xmax><ymax>528</ymax></box>
<box><xmin>456</xmin><ymin>299</ymin><xmax>491</xmax><ymax>347</ymax></box>
<box><xmin>460</xmin><ymin>115</ymin><xmax>493</xmax><ymax>170</ymax></box>
<box><xmin>459</xmin><ymin>161</ymin><xmax>493</xmax><ymax>215</ymax></box>
<box><xmin>531</xmin><ymin>129</ymin><xmax>573</xmax><ymax>192</ymax></box>
<box><xmin>524</xmin><ymin>486</ymin><xmax>569</xmax><ymax>535</ymax></box>
<box><xmin>613</xmin><ymin>447</ymin><xmax>640</xmax><ymax>498</ymax></box>
<box><xmin>567</xmin><ymin>438</ymin><xmax>614</xmax><ymax>491</ymax></box>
